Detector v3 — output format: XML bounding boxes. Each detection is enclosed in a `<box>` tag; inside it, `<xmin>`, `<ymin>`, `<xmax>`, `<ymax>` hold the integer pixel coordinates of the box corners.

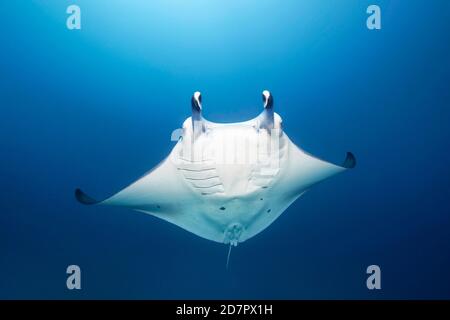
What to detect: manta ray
<box><xmin>75</xmin><ymin>90</ymin><xmax>355</xmax><ymax>261</ymax></box>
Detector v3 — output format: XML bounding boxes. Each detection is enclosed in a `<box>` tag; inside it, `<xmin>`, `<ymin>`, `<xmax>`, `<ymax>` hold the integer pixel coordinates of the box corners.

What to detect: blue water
<box><xmin>1</xmin><ymin>0</ymin><xmax>449</xmax><ymax>299</ymax></box>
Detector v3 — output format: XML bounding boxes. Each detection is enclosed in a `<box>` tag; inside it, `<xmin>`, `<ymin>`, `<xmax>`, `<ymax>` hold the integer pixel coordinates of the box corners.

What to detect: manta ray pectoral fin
<box><xmin>342</xmin><ymin>152</ymin><xmax>356</xmax><ymax>169</ymax></box>
<box><xmin>75</xmin><ymin>188</ymin><xmax>102</xmax><ymax>205</ymax></box>
<box><xmin>285</xmin><ymin>141</ymin><xmax>357</xmax><ymax>196</ymax></box>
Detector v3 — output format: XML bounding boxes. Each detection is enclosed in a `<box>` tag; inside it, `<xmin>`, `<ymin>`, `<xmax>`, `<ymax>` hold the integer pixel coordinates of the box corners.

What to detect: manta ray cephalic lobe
<box><xmin>75</xmin><ymin>90</ymin><xmax>356</xmax><ymax>248</ymax></box>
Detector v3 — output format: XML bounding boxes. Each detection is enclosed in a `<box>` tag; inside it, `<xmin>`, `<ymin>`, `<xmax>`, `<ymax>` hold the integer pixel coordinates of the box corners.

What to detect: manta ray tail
<box><xmin>226</xmin><ymin>244</ymin><xmax>232</xmax><ymax>269</ymax></box>
<box><xmin>74</xmin><ymin>188</ymin><xmax>101</xmax><ymax>205</ymax></box>
<box><xmin>342</xmin><ymin>152</ymin><xmax>356</xmax><ymax>169</ymax></box>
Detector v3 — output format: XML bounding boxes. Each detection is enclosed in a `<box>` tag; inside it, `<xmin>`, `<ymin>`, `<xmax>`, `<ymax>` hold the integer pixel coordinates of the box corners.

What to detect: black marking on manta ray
<box><xmin>220</xmin><ymin>207</ymin><xmax>226</xmax><ymax>210</ymax></box>
<box><xmin>75</xmin><ymin>188</ymin><xmax>99</xmax><ymax>205</ymax></box>
<box><xmin>267</xmin><ymin>209</ymin><xmax>271</xmax><ymax>213</ymax></box>
<box><xmin>342</xmin><ymin>152</ymin><xmax>357</xmax><ymax>169</ymax></box>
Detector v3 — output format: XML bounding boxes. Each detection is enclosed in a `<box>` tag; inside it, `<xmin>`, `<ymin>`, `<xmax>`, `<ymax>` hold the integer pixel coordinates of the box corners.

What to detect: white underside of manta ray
<box><xmin>75</xmin><ymin>90</ymin><xmax>355</xmax><ymax>248</ymax></box>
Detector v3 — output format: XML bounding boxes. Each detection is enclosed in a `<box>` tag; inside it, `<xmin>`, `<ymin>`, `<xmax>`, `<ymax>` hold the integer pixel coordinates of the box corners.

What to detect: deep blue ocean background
<box><xmin>1</xmin><ymin>0</ymin><xmax>449</xmax><ymax>299</ymax></box>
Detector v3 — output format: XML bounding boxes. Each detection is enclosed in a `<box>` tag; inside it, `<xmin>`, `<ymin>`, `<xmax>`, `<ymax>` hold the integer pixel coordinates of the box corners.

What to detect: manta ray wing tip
<box><xmin>75</xmin><ymin>188</ymin><xmax>99</xmax><ymax>205</ymax></box>
<box><xmin>342</xmin><ymin>152</ymin><xmax>356</xmax><ymax>169</ymax></box>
